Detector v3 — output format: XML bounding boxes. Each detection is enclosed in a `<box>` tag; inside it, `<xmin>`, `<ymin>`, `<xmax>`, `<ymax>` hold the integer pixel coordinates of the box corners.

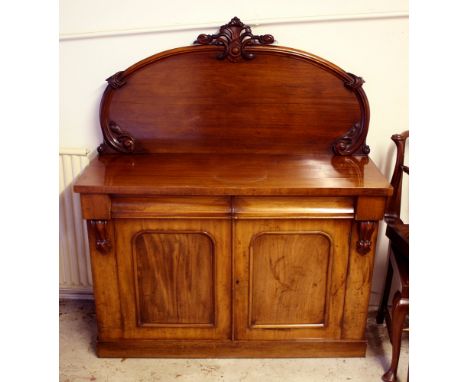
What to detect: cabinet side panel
<box><xmin>341</xmin><ymin>221</ymin><xmax>379</xmax><ymax>339</ymax></box>
<box><xmin>86</xmin><ymin>221</ymin><xmax>122</xmax><ymax>339</ymax></box>
<box><xmin>250</xmin><ymin>233</ymin><xmax>330</xmax><ymax>326</ymax></box>
<box><xmin>134</xmin><ymin>232</ymin><xmax>214</xmax><ymax>325</ymax></box>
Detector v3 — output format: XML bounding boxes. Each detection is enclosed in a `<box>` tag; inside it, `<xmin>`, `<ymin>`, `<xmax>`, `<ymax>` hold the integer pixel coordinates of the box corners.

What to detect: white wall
<box><xmin>60</xmin><ymin>0</ymin><xmax>408</xmax><ymax>305</ymax></box>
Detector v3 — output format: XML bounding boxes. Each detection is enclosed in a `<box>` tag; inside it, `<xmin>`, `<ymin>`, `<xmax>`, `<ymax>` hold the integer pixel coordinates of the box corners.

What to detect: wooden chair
<box><xmin>376</xmin><ymin>131</ymin><xmax>409</xmax><ymax>382</ymax></box>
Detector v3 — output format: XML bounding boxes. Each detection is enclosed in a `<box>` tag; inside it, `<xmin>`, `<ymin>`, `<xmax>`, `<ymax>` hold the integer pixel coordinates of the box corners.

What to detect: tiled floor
<box><xmin>59</xmin><ymin>300</ymin><xmax>408</xmax><ymax>382</ymax></box>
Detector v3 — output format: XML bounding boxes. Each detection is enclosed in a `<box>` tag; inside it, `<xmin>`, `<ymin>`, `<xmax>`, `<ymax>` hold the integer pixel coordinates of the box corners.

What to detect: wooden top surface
<box><xmin>74</xmin><ymin>153</ymin><xmax>391</xmax><ymax>196</ymax></box>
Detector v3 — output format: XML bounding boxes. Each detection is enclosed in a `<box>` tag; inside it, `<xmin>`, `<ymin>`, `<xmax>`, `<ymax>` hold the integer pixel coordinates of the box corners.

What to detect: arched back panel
<box><xmin>99</xmin><ymin>18</ymin><xmax>370</xmax><ymax>156</ymax></box>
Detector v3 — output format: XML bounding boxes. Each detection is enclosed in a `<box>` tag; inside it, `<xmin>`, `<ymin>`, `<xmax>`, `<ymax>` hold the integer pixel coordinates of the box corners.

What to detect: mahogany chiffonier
<box><xmin>74</xmin><ymin>17</ymin><xmax>392</xmax><ymax>358</ymax></box>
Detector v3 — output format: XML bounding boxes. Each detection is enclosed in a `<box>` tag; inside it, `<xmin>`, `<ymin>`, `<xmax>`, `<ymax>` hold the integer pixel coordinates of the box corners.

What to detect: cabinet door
<box><xmin>234</xmin><ymin>219</ymin><xmax>351</xmax><ymax>340</ymax></box>
<box><xmin>114</xmin><ymin>219</ymin><xmax>231</xmax><ymax>340</ymax></box>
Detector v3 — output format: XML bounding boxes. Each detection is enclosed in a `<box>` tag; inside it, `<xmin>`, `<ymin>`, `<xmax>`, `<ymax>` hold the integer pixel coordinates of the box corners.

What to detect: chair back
<box><xmin>385</xmin><ymin>131</ymin><xmax>409</xmax><ymax>224</ymax></box>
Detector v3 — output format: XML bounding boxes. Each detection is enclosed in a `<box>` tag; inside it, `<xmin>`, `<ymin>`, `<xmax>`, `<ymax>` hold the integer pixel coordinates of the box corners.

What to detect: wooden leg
<box><xmin>376</xmin><ymin>257</ymin><xmax>393</xmax><ymax>324</ymax></box>
<box><xmin>382</xmin><ymin>291</ymin><xmax>409</xmax><ymax>382</ymax></box>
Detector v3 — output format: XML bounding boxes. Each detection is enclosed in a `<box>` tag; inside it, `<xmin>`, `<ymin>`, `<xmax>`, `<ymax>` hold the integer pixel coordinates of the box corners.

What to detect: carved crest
<box><xmin>194</xmin><ymin>17</ymin><xmax>274</xmax><ymax>62</ymax></box>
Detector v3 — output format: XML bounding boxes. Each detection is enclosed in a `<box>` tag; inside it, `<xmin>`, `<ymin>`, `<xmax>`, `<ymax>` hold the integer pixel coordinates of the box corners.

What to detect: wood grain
<box><xmin>249</xmin><ymin>232</ymin><xmax>331</xmax><ymax>327</ymax></box>
<box><xmin>233</xmin><ymin>197</ymin><xmax>354</xmax><ymax>219</ymax></box>
<box><xmin>134</xmin><ymin>232</ymin><xmax>214</xmax><ymax>326</ymax></box>
<box><xmin>341</xmin><ymin>220</ymin><xmax>380</xmax><ymax>339</ymax></box>
<box><xmin>74</xmin><ymin>153</ymin><xmax>391</xmax><ymax>197</ymax></box>
<box><xmin>98</xmin><ymin>44</ymin><xmax>369</xmax><ymax>156</ymax></box>
<box><xmin>112</xmin><ymin>196</ymin><xmax>231</xmax><ymax>219</ymax></box>
<box><xmin>97</xmin><ymin>339</ymin><xmax>367</xmax><ymax>358</ymax></box>
<box><xmin>80</xmin><ymin>194</ymin><xmax>111</xmax><ymax>219</ymax></box>
<box><xmin>114</xmin><ymin>218</ymin><xmax>231</xmax><ymax>340</ymax></box>
<box><xmin>234</xmin><ymin>218</ymin><xmax>351</xmax><ymax>340</ymax></box>
<box><xmin>85</xmin><ymin>220</ymin><xmax>122</xmax><ymax>340</ymax></box>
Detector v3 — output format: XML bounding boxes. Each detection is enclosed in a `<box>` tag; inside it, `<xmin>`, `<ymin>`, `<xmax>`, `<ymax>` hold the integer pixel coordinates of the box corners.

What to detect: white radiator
<box><xmin>59</xmin><ymin>148</ymin><xmax>94</xmax><ymax>299</ymax></box>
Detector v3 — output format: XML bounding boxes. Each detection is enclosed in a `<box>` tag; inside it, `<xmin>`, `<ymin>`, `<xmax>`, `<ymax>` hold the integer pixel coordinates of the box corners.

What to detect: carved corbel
<box><xmin>356</xmin><ymin>221</ymin><xmax>376</xmax><ymax>255</ymax></box>
<box><xmin>90</xmin><ymin>220</ymin><xmax>112</xmax><ymax>254</ymax></box>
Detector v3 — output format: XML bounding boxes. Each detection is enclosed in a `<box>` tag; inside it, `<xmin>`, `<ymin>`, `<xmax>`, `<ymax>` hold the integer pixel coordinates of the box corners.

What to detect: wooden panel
<box><xmin>134</xmin><ymin>232</ymin><xmax>214</xmax><ymax>326</ymax></box>
<box><xmin>85</xmin><ymin>220</ymin><xmax>122</xmax><ymax>339</ymax></box>
<box><xmin>355</xmin><ymin>196</ymin><xmax>386</xmax><ymax>220</ymax></box>
<box><xmin>97</xmin><ymin>339</ymin><xmax>367</xmax><ymax>358</ymax></box>
<box><xmin>100</xmin><ymin>45</ymin><xmax>367</xmax><ymax>156</ymax></box>
<box><xmin>80</xmin><ymin>194</ymin><xmax>110</xmax><ymax>219</ymax></box>
<box><xmin>234</xmin><ymin>197</ymin><xmax>354</xmax><ymax>219</ymax></box>
<box><xmin>74</xmin><ymin>154</ymin><xmax>392</xmax><ymax>197</ymax></box>
<box><xmin>112</xmin><ymin>196</ymin><xmax>231</xmax><ymax>219</ymax></box>
<box><xmin>114</xmin><ymin>219</ymin><xmax>231</xmax><ymax>340</ymax></box>
<box><xmin>342</xmin><ymin>221</ymin><xmax>380</xmax><ymax>339</ymax></box>
<box><xmin>234</xmin><ymin>219</ymin><xmax>351</xmax><ymax>340</ymax></box>
<box><xmin>250</xmin><ymin>233</ymin><xmax>331</xmax><ymax>327</ymax></box>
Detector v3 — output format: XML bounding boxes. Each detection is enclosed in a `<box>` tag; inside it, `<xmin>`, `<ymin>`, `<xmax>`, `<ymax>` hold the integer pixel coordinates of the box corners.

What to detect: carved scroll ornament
<box><xmin>332</xmin><ymin>71</ymin><xmax>370</xmax><ymax>156</ymax></box>
<box><xmin>98</xmin><ymin>121</ymin><xmax>135</xmax><ymax>154</ymax></box>
<box><xmin>195</xmin><ymin>17</ymin><xmax>274</xmax><ymax>62</ymax></box>
<box><xmin>344</xmin><ymin>72</ymin><xmax>365</xmax><ymax>90</ymax></box>
<box><xmin>106</xmin><ymin>71</ymin><xmax>126</xmax><ymax>89</ymax></box>
<box><xmin>90</xmin><ymin>220</ymin><xmax>112</xmax><ymax>254</ymax></box>
<box><xmin>356</xmin><ymin>221</ymin><xmax>376</xmax><ymax>255</ymax></box>
<box><xmin>333</xmin><ymin>122</ymin><xmax>370</xmax><ymax>156</ymax></box>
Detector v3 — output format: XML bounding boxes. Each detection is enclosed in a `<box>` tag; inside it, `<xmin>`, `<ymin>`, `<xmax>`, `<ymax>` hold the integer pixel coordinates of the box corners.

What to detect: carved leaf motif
<box><xmin>102</xmin><ymin>121</ymin><xmax>135</xmax><ymax>154</ymax></box>
<box><xmin>106</xmin><ymin>71</ymin><xmax>126</xmax><ymax>89</ymax></box>
<box><xmin>344</xmin><ymin>72</ymin><xmax>365</xmax><ymax>90</ymax></box>
<box><xmin>194</xmin><ymin>17</ymin><xmax>274</xmax><ymax>62</ymax></box>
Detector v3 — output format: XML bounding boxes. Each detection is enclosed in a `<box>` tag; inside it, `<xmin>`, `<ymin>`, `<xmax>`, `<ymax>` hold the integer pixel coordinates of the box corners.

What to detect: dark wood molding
<box><xmin>356</xmin><ymin>221</ymin><xmax>376</xmax><ymax>255</ymax></box>
<box><xmin>344</xmin><ymin>72</ymin><xmax>365</xmax><ymax>90</ymax></box>
<box><xmin>333</xmin><ymin>123</ymin><xmax>370</xmax><ymax>156</ymax></box>
<box><xmin>98</xmin><ymin>121</ymin><xmax>135</xmax><ymax>154</ymax></box>
<box><xmin>385</xmin><ymin>131</ymin><xmax>409</xmax><ymax>224</ymax></box>
<box><xmin>194</xmin><ymin>17</ymin><xmax>274</xmax><ymax>62</ymax></box>
<box><xmin>333</xmin><ymin>71</ymin><xmax>370</xmax><ymax>156</ymax></box>
<box><xmin>90</xmin><ymin>220</ymin><xmax>112</xmax><ymax>254</ymax></box>
<box><xmin>106</xmin><ymin>71</ymin><xmax>126</xmax><ymax>89</ymax></box>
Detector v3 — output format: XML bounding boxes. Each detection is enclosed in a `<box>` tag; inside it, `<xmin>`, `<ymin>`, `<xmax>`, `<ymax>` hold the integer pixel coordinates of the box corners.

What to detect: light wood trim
<box><xmin>341</xmin><ymin>221</ymin><xmax>380</xmax><ymax>339</ymax></box>
<box><xmin>97</xmin><ymin>339</ymin><xmax>367</xmax><ymax>358</ymax></box>
<box><xmin>355</xmin><ymin>196</ymin><xmax>386</xmax><ymax>220</ymax></box>
<box><xmin>233</xmin><ymin>197</ymin><xmax>354</xmax><ymax>219</ymax></box>
<box><xmin>111</xmin><ymin>196</ymin><xmax>231</xmax><ymax>219</ymax></box>
<box><xmin>80</xmin><ymin>194</ymin><xmax>111</xmax><ymax>219</ymax></box>
<box><xmin>85</xmin><ymin>220</ymin><xmax>122</xmax><ymax>339</ymax></box>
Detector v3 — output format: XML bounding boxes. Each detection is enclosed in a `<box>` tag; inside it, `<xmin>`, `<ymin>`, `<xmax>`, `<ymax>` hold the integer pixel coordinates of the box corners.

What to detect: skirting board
<box><xmin>60</xmin><ymin>288</ymin><xmax>94</xmax><ymax>300</ymax></box>
<box><xmin>97</xmin><ymin>339</ymin><xmax>367</xmax><ymax>358</ymax></box>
